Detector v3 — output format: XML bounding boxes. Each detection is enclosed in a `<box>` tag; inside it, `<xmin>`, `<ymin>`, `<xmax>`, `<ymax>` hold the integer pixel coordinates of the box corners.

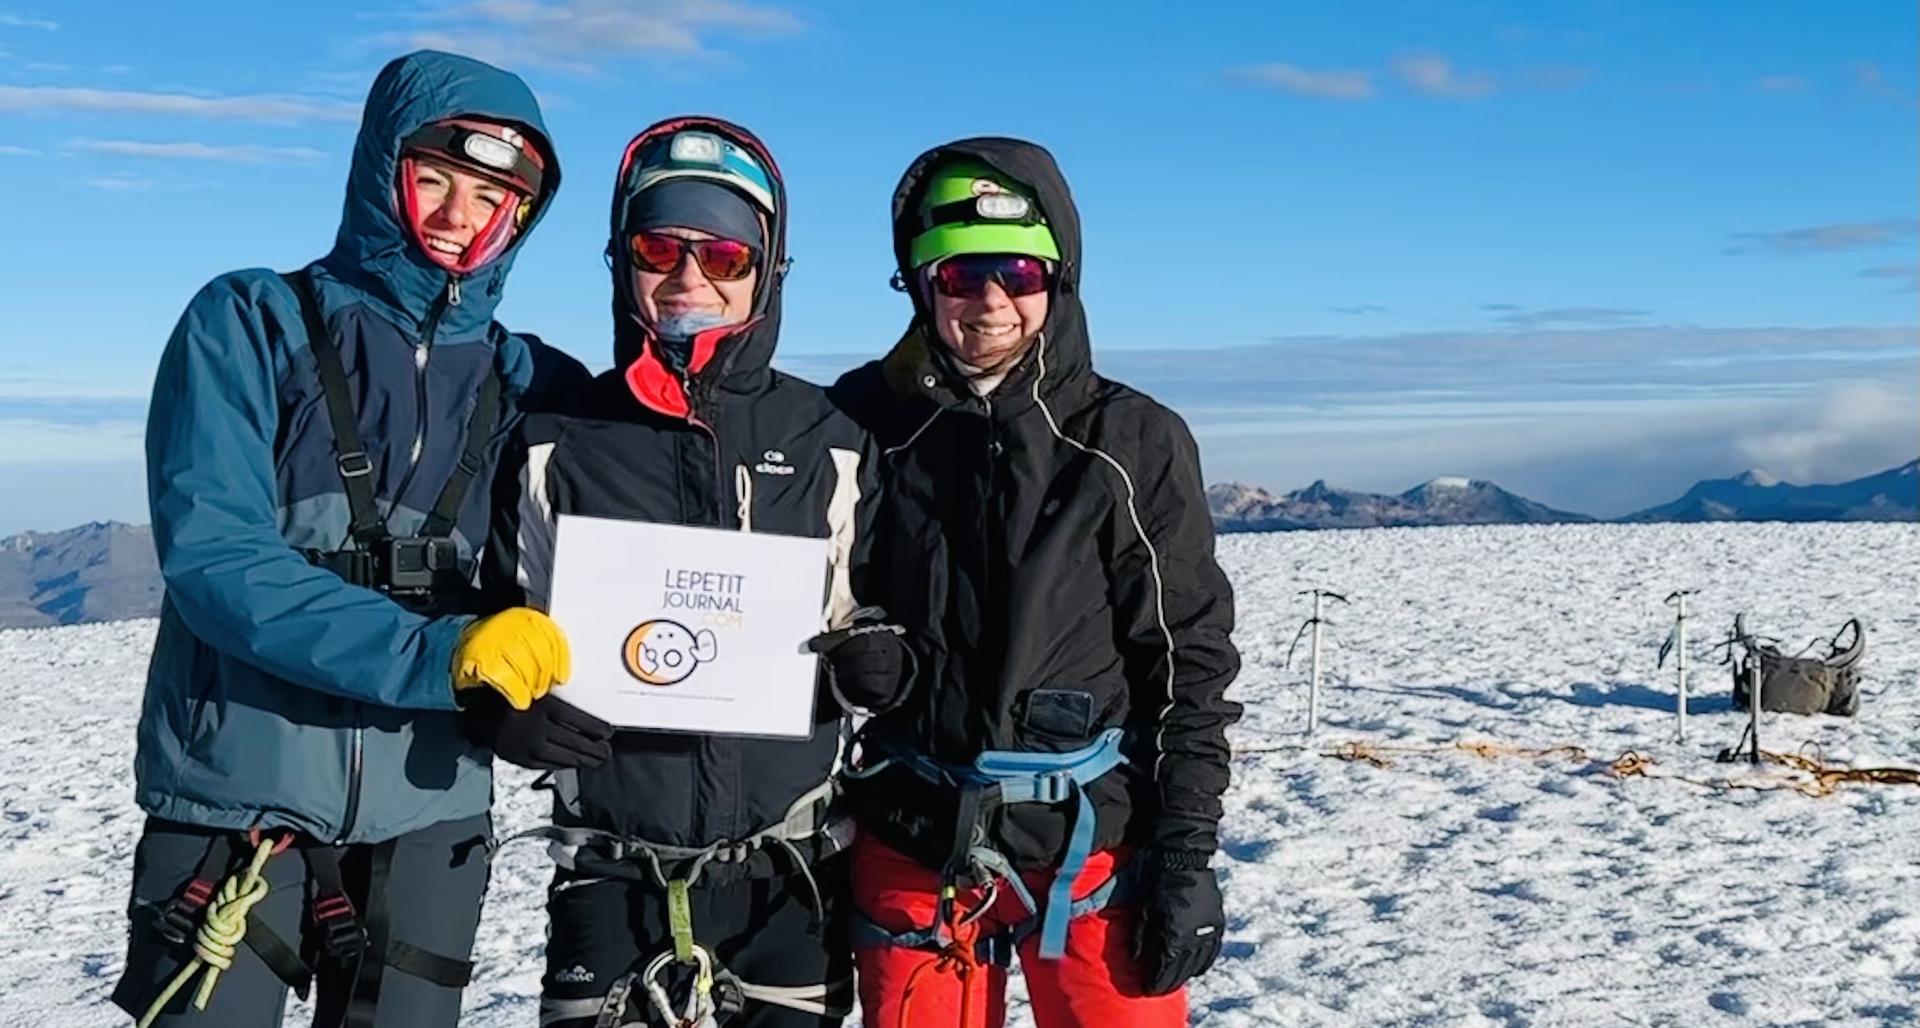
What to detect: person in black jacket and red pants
<box><xmin>473</xmin><ymin>117</ymin><xmax>908</xmax><ymax>1028</ymax></box>
<box><xmin>829</xmin><ymin>139</ymin><xmax>1243</xmax><ymax>1027</ymax></box>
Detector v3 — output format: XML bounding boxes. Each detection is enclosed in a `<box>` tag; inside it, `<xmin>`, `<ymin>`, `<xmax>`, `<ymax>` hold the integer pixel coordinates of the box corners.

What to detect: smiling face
<box><xmin>930</xmin><ymin>277</ymin><xmax>1050</xmax><ymax>372</ymax></box>
<box><xmin>622</xmin><ymin>620</ymin><xmax>718</xmax><ymax>686</ymax></box>
<box><xmin>407</xmin><ymin>156</ymin><xmax>518</xmax><ymax>271</ymax></box>
<box><xmin>632</xmin><ymin>226</ymin><xmax>761</xmax><ymax>334</ymax></box>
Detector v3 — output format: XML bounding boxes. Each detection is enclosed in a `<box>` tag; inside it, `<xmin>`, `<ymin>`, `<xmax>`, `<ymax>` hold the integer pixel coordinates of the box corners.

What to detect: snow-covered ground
<box><xmin>3</xmin><ymin>521</ymin><xmax>1916</xmax><ymax>1027</ymax></box>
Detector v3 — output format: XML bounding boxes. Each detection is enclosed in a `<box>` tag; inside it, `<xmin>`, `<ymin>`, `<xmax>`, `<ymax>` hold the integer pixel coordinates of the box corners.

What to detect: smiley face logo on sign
<box><xmin>622</xmin><ymin>619</ymin><xmax>720</xmax><ymax>686</ymax></box>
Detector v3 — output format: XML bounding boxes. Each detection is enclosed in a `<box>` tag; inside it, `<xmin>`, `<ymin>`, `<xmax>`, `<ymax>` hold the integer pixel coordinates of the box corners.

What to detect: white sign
<box><xmin>545</xmin><ymin>514</ymin><xmax>829</xmax><ymax>738</ymax></box>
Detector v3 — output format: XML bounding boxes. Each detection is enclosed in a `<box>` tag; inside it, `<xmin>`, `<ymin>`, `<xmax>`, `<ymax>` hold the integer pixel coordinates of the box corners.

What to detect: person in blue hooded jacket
<box><xmin>112</xmin><ymin>51</ymin><xmax>603</xmax><ymax>1028</ymax></box>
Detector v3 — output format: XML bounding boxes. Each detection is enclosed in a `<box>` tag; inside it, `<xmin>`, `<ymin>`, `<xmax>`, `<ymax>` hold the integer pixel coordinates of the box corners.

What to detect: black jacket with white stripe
<box><xmin>829</xmin><ymin>138</ymin><xmax>1243</xmax><ymax>871</ymax></box>
<box><xmin>481</xmin><ymin>118</ymin><xmax>882</xmax><ymax>853</ymax></box>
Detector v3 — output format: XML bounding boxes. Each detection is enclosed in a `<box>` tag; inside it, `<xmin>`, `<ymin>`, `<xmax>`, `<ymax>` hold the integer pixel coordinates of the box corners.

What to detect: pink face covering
<box><xmin>398</xmin><ymin>153</ymin><xmax>528</xmax><ymax>274</ymax></box>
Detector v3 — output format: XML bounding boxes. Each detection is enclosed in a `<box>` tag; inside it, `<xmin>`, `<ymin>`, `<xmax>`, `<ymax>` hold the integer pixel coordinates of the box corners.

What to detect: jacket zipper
<box><xmin>338</xmin><ymin>275</ymin><xmax>457</xmax><ymax>844</ymax></box>
<box><xmin>680</xmin><ymin>370</ymin><xmax>742</xmax><ymax>837</ymax></box>
<box><xmin>383</xmin><ymin>277</ymin><xmax>457</xmax><ymax>522</ymax></box>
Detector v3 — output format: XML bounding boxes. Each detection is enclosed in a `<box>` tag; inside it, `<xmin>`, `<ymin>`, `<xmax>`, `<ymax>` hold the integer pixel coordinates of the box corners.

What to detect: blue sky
<box><xmin>1</xmin><ymin>0</ymin><xmax>1915</xmax><ymax>532</ymax></box>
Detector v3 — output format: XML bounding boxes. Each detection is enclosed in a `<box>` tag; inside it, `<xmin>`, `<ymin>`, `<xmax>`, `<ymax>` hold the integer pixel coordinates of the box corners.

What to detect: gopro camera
<box><xmin>377</xmin><ymin>536</ymin><xmax>463</xmax><ymax>596</ymax></box>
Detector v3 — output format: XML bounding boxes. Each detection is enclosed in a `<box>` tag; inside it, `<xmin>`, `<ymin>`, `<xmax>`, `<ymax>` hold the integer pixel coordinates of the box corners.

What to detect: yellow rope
<box><xmin>137</xmin><ymin>838</ymin><xmax>279</xmax><ymax>1028</ymax></box>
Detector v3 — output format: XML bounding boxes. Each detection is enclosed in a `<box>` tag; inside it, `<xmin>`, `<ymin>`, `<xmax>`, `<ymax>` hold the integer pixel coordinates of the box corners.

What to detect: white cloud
<box><xmin>378</xmin><ymin>0</ymin><xmax>802</xmax><ymax>73</ymax></box>
<box><xmin>1859</xmin><ymin>264</ymin><xmax>1920</xmax><ymax>292</ymax></box>
<box><xmin>1392</xmin><ymin>52</ymin><xmax>1496</xmax><ymax>99</ymax></box>
<box><xmin>75</xmin><ymin>139</ymin><xmax>326</xmax><ymax>163</ymax></box>
<box><xmin>0</xmin><ymin>85</ymin><xmax>358</xmax><ymax>123</ymax></box>
<box><xmin>1726</xmin><ymin>381</ymin><xmax>1917</xmax><ymax>483</ymax></box>
<box><xmin>1726</xmin><ymin>219</ymin><xmax>1919</xmax><ymax>256</ymax></box>
<box><xmin>1230</xmin><ymin>63</ymin><xmax>1375</xmax><ymax>101</ymax></box>
<box><xmin>0</xmin><ymin>13</ymin><xmax>57</xmax><ymax>30</ymax></box>
<box><xmin>1756</xmin><ymin>74</ymin><xmax>1807</xmax><ymax>93</ymax></box>
<box><xmin>84</xmin><ymin>172</ymin><xmax>155</xmax><ymax>192</ymax></box>
<box><xmin>0</xmin><ymin>144</ymin><xmax>40</xmax><ymax>156</ymax></box>
<box><xmin>1495</xmin><ymin>306</ymin><xmax>1651</xmax><ymax>328</ymax></box>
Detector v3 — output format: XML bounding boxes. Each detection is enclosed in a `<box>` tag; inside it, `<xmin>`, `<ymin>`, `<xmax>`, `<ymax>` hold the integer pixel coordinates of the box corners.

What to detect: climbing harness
<box><xmin>496</xmin><ymin>779</ymin><xmax>856</xmax><ymax>1024</ymax></box>
<box><xmin>845</xmin><ymin>728</ymin><xmax>1132</xmax><ymax>964</ymax></box>
<box><xmin>138</xmin><ymin>832</ymin><xmax>291</xmax><ymax>1028</ymax></box>
<box><xmin>134</xmin><ymin>827</ymin><xmax>475</xmax><ymax>1027</ymax></box>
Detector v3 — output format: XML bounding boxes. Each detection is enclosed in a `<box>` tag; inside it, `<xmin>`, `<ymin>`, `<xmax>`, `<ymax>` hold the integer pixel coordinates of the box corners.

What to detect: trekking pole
<box><xmin>1287</xmin><ymin>590</ymin><xmax>1349</xmax><ymax>736</ymax></box>
<box><xmin>1746</xmin><ymin>654</ymin><xmax>1762</xmax><ymax>766</ymax></box>
<box><xmin>1659</xmin><ymin>590</ymin><xmax>1696</xmax><ymax>742</ymax></box>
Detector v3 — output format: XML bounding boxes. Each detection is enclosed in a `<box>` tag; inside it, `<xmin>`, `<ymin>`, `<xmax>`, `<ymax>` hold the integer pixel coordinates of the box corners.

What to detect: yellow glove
<box><xmin>453</xmin><ymin>608</ymin><xmax>572</xmax><ymax>711</ymax></box>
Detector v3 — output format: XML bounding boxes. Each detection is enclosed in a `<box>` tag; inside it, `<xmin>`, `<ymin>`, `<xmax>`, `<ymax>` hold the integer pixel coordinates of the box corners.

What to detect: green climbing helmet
<box><xmin>908</xmin><ymin>158</ymin><xmax>1060</xmax><ymax>268</ymax></box>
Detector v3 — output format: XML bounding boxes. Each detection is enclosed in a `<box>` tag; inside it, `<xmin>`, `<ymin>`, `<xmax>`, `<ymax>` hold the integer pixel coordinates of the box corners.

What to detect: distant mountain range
<box><xmin>1208</xmin><ymin>477</ymin><xmax>1593</xmax><ymax>532</ymax></box>
<box><xmin>1</xmin><ymin>460</ymin><xmax>1913</xmax><ymax>629</ymax></box>
<box><xmin>1212</xmin><ymin>460</ymin><xmax>1917</xmax><ymax>533</ymax></box>
<box><xmin>1619</xmin><ymin>460</ymin><xmax>1919</xmax><ymax>523</ymax></box>
<box><xmin>0</xmin><ymin>521</ymin><xmax>159</xmax><ymax>629</ymax></box>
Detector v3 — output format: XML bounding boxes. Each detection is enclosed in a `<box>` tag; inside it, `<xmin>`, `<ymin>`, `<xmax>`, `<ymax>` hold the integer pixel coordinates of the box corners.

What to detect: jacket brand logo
<box><xmin>555</xmin><ymin>965</ymin><xmax>595</xmax><ymax>984</ymax></box>
<box><xmin>755</xmin><ymin>448</ymin><xmax>796</xmax><ymax>476</ymax></box>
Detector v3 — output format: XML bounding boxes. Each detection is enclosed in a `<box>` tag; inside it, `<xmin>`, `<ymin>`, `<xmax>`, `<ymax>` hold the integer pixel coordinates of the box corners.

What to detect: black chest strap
<box><xmin>279</xmin><ymin>269</ymin><xmax>503</xmax><ymax>545</ymax></box>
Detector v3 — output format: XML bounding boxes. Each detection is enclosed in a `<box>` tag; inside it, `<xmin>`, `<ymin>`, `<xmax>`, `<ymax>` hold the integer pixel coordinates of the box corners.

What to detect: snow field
<box><xmin>1</xmin><ymin>521</ymin><xmax>1915</xmax><ymax>1026</ymax></box>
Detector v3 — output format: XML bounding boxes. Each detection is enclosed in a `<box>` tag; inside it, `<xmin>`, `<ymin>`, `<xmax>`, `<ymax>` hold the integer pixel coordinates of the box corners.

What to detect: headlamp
<box><xmin>974</xmin><ymin>193</ymin><xmax>1031</xmax><ymax>221</ymax></box>
<box><xmin>460</xmin><ymin>132</ymin><xmax>519</xmax><ymax>172</ymax></box>
<box><xmin>401</xmin><ymin>122</ymin><xmax>544</xmax><ymax>196</ymax></box>
<box><xmin>924</xmin><ymin>193</ymin><xmax>1043</xmax><ymax>230</ymax></box>
<box><xmin>668</xmin><ymin>132</ymin><xmax>726</xmax><ymax>167</ymax></box>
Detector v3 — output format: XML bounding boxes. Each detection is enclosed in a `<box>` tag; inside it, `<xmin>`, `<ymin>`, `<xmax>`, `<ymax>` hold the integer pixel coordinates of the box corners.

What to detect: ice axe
<box><xmin>1287</xmin><ymin>589</ymin><xmax>1349</xmax><ymax>736</ymax></box>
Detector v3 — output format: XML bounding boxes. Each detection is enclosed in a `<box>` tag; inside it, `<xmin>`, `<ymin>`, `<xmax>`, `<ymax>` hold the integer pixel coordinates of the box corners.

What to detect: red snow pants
<box><xmin>850</xmin><ymin>836</ymin><xmax>1188</xmax><ymax>1028</ymax></box>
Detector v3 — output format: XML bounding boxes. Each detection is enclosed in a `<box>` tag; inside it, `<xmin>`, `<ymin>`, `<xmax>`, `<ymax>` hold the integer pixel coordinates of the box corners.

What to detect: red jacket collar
<box><xmin>621</xmin><ymin>317</ymin><xmax>761</xmax><ymax>419</ymax></box>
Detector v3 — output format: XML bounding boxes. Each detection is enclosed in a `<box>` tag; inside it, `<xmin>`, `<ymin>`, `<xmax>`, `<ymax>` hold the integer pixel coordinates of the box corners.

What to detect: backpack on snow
<box><xmin>1727</xmin><ymin>614</ymin><xmax>1865</xmax><ymax>717</ymax></box>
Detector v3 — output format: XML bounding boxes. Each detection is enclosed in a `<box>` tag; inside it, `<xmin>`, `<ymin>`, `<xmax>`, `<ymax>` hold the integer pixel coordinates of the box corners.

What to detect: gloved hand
<box><xmin>1134</xmin><ymin>853</ymin><xmax>1226</xmax><ymax>996</ymax></box>
<box><xmin>807</xmin><ymin>620</ymin><xmax>914</xmax><ymax>713</ymax></box>
<box><xmin>462</xmin><ymin>692</ymin><xmax>614</xmax><ymax>770</ymax></box>
<box><xmin>453</xmin><ymin>607</ymin><xmax>571</xmax><ymax>710</ymax></box>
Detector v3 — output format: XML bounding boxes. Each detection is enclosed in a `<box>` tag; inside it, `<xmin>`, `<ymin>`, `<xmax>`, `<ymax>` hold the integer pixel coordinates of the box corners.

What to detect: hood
<box><xmin>609</xmin><ymin>117</ymin><xmax>788</xmax><ymax>420</ymax></box>
<box><xmin>884</xmin><ymin>137</ymin><xmax>1091</xmax><ymax>411</ymax></box>
<box><xmin>322</xmin><ymin>50</ymin><xmax>560</xmax><ymax>337</ymax></box>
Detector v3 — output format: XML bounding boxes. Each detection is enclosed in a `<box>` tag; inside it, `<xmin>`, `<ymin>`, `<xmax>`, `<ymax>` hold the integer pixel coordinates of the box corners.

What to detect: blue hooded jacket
<box><xmin>135</xmin><ymin>51</ymin><xmax>579</xmax><ymax>844</ymax></box>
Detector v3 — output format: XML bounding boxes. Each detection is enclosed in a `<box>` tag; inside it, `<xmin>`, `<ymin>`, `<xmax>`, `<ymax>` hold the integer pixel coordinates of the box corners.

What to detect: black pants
<box><xmin>539</xmin><ymin>858</ymin><xmax>852</xmax><ymax>1028</ymax></box>
<box><xmin>112</xmin><ymin>814</ymin><xmax>491</xmax><ymax>1028</ymax></box>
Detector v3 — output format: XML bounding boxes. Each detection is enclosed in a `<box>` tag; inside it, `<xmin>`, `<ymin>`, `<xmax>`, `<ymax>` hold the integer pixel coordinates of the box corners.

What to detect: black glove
<box><xmin>808</xmin><ymin>621</ymin><xmax>914</xmax><ymax>713</ymax></box>
<box><xmin>463</xmin><ymin>691</ymin><xmax>614</xmax><ymax>770</ymax></box>
<box><xmin>1134</xmin><ymin>852</ymin><xmax>1225</xmax><ymax>995</ymax></box>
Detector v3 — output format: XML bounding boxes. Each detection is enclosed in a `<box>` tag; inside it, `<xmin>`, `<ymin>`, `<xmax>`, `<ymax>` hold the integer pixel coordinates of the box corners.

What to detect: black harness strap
<box><xmin>383</xmin><ymin>940</ymin><xmax>475</xmax><ymax>989</ymax></box>
<box><xmin>343</xmin><ymin>839</ymin><xmax>395</xmax><ymax>1028</ymax></box>
<box><xmin>246</xmin><ymin>917</ymin><xmax>317</xmax><ymax>1000</ymax></box>
<box><xmin>283</xmin><ymin>269</ymin><xmax>502</xmax><ymax>547</ymax></box>
<box><xmin>282</xmin><ymin>271</ymin><xmax>385</xmax><ymax>547</ymax></box>
<box><xmin>417</xmin><ymin>356</ymin><xmax>502</xmax><ymax>539</ymax></box>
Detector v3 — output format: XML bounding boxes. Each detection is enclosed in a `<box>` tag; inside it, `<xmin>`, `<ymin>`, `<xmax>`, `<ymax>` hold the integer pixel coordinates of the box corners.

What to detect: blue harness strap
<box><xmin>851</xmin><ymin>729</ymin><xmax>1130</xmax><ymax>961</ymax></box>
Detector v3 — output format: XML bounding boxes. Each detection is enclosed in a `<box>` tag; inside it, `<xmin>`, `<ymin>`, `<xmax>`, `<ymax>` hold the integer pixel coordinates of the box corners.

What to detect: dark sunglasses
<box><xmin>930</xmin><ymin>254</ymin><xmax>1051</xmax><ymax>299</ymax></box>
<box><xmin>629</xmin><ymin>231</ymin><xmax>759</xmax><ymax>281</ymax></box>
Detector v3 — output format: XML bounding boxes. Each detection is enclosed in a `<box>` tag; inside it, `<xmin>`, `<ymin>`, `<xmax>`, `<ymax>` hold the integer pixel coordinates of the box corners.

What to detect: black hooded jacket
<box><xmin>830</xmin><ymin>138</ymin><xmax>1242</xmax><ymax>870</ymax></box>
<box><xmin>483</xmin><ymin>118</ymin><xmax>881</xmax><ymax>854</ymax></box>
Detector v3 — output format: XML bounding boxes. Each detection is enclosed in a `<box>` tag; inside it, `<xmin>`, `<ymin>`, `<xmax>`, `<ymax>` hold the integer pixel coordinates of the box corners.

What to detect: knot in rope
<box><xmin>136</xmin><ymin>837</ymin><xmax>282</xmax><ymax>1028</ymax></box>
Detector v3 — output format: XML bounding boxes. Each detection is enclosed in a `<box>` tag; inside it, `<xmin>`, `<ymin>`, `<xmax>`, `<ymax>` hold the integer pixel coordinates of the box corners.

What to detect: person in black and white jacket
<box><xmin>473</xmin><ymin>116</ymin><xmax>910</xmax><ymax>1028</ymax></box>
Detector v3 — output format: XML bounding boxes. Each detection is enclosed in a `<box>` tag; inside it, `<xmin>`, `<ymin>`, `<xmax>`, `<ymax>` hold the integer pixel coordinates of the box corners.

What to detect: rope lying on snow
<box><xmin>1235</xmin><ymin>738</ymin><xmax>1589</xmax><ymax>768</ymax></box>
<box><xmin>1609</xmin><ymin>748</ymin><xmax>1920</xmax><ymax>797</ymax></box>
<box><xmin>1235</xmin><ymin>735</ymin><xmax>1920</xmax><ymax>797</ymax></box>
